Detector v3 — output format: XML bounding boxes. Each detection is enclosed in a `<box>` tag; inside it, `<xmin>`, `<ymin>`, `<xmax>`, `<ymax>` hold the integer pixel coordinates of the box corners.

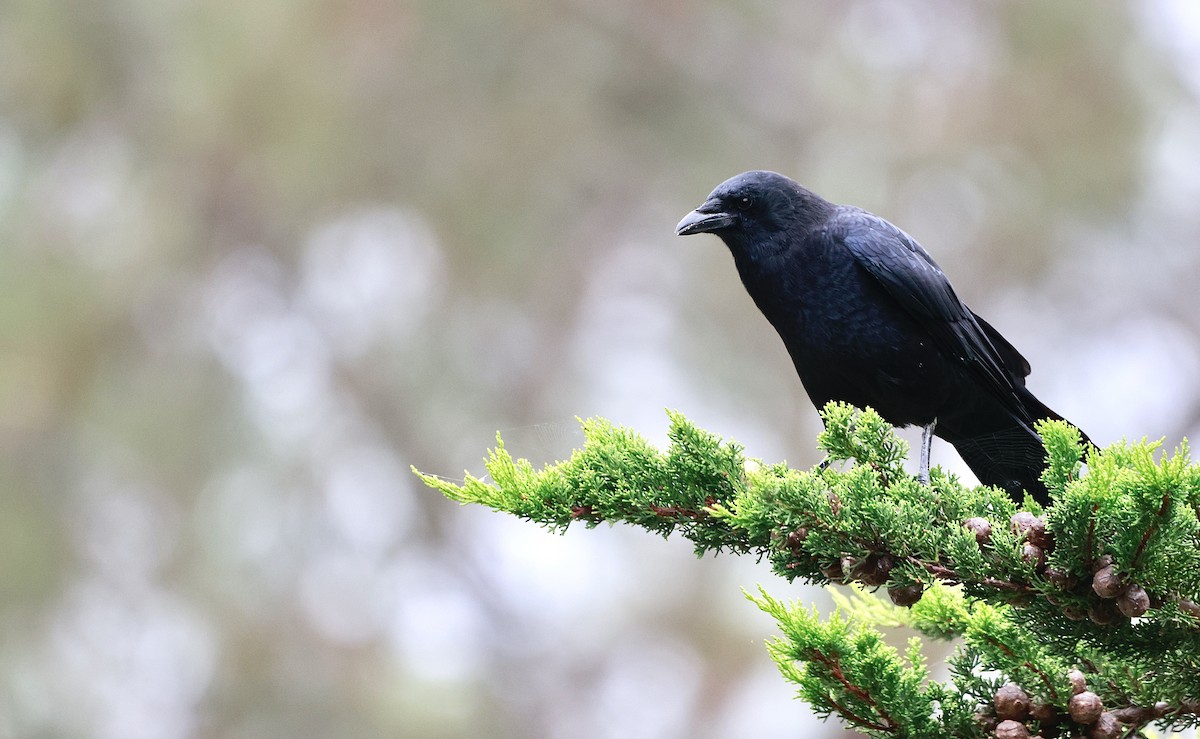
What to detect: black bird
<box><xmin>676</xmin><ymin>170</ymin><xmax>1088</xmax><ymax>504</ymax></box>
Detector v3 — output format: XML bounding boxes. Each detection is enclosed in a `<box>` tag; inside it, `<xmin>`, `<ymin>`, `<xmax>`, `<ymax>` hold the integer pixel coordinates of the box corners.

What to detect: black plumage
<box><xmin>676</xmin><ymin>170</ymin><xmax>1088</xmax><ymax>504</ymax></box>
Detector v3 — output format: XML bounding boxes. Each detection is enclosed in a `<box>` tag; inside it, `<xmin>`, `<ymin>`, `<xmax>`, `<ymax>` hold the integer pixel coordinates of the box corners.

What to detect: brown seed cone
<box><xmin>1117</xmin><ymin>583</ymin><xmax>1150</xmax><ymax>618</ymax></box>
<box><xmin>786</xmin><ymin>527</ymin><xmax>808</xmax><ymax>551</ymax></box>
<box><xmin>1025</xmin><ymin>516</ymin><xmax>1053</xmax><ymax>550</ymax></box>
<box><xmin>1029</xmin><ymin>702</ymin><xmax>1058</xmax><ymax>724</ymax></box>
<box><xmin>1021</xmin><ymin>542</ymin><xmax>1045</xmax><ymax>569</ymax></box>
<box><xmin>994</xmin><ymin>719</ymin><xmax>1030</xmax><ymax>739</ymax></box>
<box><xmin>1089</xmin><ymin>711</ymin><xmax>1120</xmax><ymax>739</ymax></box>
<box><xmin>994</xmin><ymin>684</ymin><xmax>1032</xmax><ymax>721</ymax></box>
<box><xmin>1010</xmin><ymin>511</ymin><xmax>1038</xmax><ymax>538</ymax></box>
<box><xmin>1043</xmin><ymin>567</ymin><xmax>1074</xmax><ymax>591</ymax></box>
<box><xmin>1091</xmin><ymin>554</ymin><xmax>1113</xmax><ymax>574</ymax></box>
<box><xmin>888</xmin><ymin>583</ymin><xmax>924</xmax><ymax>607</ymax></box>
<box><xmin>1068</xmin><ymin>691</ymin><xmax>1103</xmax><ymax>724</ymax></box>
<box><xmin>1091</xmin><ymin>565</ymin><xmax>1124</xmax><ymax>599</ymax></box>
<box><xmin>819</xmin><ymin>560</ymin><xmax>845</xmax><ymax>581</ymax></box>
<box><xmin>856</xmin><ymin>553</ymin><xmax>893</xmax><ymax>586</ymax></box>
<box><xmin>1062</xmin><ymin>605</ymin><xmax>1087</xmax><ymax>621</ymax></box>
<box><xmin>1177</xmin><ymin>598</ymin><xmax>1200</xmax><ymax>617</ymax></box>
<box><xmin>964</xmin><ymin>517</ymin><xmax>993</xmax><ymax>545</ymax></box>
<box><xmin>1067</xmin><ymin>669</ymin><xmax>1088</xmax><ymax>695</ymax></box>
<box><xmin>1087</xmin><ymin>599</ymin><xmax>1122</xmax><ymax>626</ymax></box>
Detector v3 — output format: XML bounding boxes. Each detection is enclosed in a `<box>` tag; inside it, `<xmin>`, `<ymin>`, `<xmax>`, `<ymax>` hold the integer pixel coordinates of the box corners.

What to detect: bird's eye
<box><xmin>736</xmin><ymin>196</ymin><xmax>754</xmax><ymax>211</ymax></box>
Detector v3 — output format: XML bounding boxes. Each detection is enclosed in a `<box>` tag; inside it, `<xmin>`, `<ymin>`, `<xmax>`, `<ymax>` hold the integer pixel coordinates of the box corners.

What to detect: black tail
<box><xmin>949</xmin><ymin>425</ymin><xmax>1054</xmax><ymax>505</ymax></box>
<box><xmin>939</xmin><ymin>388</ymin><xmax>1089</xmax><ymax>506</ymax></box>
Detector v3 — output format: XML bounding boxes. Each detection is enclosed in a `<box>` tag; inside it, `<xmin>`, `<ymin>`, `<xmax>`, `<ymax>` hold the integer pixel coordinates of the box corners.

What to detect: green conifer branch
<box><xmin>414</xmin><ymin>402</ymin><xmax>1200</xmax><ymax>737</ymax></box>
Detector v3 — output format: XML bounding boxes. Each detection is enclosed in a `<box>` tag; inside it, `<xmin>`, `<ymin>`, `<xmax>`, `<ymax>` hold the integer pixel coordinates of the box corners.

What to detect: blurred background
<box><xmin>3</xmin><ymin>0</ymin><xmax>1200</xmax><ymax>736</ymax></box>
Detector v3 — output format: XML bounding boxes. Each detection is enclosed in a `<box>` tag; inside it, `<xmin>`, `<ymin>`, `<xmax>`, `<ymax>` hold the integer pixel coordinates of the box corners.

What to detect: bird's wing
<box><xmin>833</xmin><ymin>210</ymin><xmax>1032</xmax><ymax>409</ymax></box>
<box><xmin>971</xmin><ymin>312</ymin><xmax>1031</xmax><ymax>382</ymax></box>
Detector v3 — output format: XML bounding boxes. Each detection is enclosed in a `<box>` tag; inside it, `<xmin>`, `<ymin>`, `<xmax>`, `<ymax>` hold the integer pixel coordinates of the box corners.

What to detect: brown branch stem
<box><xmin>1129</xmin><ymin>494</ymin><xmax>1172</xmax><ymax>570</ymax></box>
<box><xmin>808</xmin><ymin>650</ymin><xmax>899</xmax><ymax>734</ymax></box>
<box><xmin>978</xmin><ymin>634</ymin><xmax>1059</xmax><ymax>701</ymax></box>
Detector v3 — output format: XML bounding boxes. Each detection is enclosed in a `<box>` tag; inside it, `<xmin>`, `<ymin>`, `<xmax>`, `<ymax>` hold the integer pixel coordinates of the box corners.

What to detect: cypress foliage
<box><xmin>415</xmin><ymin>403</ymin><xmax>1200</xmax><ymax>738</ymax></box>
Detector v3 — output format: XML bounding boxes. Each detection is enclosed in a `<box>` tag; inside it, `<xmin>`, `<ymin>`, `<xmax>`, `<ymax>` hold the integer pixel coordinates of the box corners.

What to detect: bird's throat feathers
<box><xmin>722</xmin><ymin>227</ymin><xmax>794</xmax><ymax>263</ymax></box>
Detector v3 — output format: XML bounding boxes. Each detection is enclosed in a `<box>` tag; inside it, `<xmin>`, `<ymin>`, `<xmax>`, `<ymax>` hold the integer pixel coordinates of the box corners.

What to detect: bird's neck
<box><xmin>729</xmin><ymin>240</ymin><xmax>808</xmax><ymax>322</ymax></box>
<box><xmin>725</xmin><ymin>231</ymin><xmax>793</xmax><ymax>263</ymax></box>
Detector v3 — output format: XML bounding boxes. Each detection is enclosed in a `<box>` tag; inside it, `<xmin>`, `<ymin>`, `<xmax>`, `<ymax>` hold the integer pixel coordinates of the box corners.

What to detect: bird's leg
<box><xmin>918</xmin><ymin>419</ymin><xmax>936</xmax><ymax>485</ymax></box>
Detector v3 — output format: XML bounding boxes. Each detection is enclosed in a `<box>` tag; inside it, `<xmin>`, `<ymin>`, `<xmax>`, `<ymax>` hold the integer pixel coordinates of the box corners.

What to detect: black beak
<box><xmin>675</xmin><ymin>201</ymin><xmax>736</xmax><ymax>236</ymax></box>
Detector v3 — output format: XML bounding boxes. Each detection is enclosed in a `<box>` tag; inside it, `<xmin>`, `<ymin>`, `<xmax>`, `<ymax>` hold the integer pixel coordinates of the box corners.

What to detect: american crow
<box><xmin>676</xmin><ymin>170</ymin><xmax>1088</xmax><ymax>504</ymax></box>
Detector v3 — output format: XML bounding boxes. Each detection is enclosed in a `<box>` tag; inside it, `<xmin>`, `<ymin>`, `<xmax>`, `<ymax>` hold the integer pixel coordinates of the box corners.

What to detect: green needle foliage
<box><xmin>415</xmin><ymin>403</ymin><xmax>1200</xmax><ymax>738</ymax></box>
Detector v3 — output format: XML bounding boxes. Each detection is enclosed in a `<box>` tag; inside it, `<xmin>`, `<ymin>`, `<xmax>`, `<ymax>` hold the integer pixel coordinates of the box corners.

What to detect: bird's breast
<box><xmin>736</xmin><ymin>249</ymin><xmax>950</xmax><ymax>426</ymax></box>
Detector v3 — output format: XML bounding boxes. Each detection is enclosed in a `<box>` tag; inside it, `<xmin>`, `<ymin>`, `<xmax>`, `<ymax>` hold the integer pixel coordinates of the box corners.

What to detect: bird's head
<box><xmin>675</xmin><ymin>170</ymin><xmax>831</xmax><ymax>257</ymax></box>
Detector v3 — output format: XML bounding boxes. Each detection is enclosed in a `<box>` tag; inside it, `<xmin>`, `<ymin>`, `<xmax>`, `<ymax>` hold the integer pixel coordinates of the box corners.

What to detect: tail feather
<box><xmin>940</xmin><ymin>387</ymin><xmax>1088</xmax><ymax>506</ymax></box>
<box><xmin>950</xmin><ymin>426</ymin><xmax>1052</xmax><ymax>505</ymax></box>
<box><xmin>1015</xmin><ymin>386</ymin><xmax>1094</xmax><ymax>448</ymax></box>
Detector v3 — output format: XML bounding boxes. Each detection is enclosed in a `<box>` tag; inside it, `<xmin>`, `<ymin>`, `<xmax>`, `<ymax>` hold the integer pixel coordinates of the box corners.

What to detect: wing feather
<box><xmin>833</xmin><ymin>210</ymin><xmax>1033</xmax><ymax>417</ymax></box>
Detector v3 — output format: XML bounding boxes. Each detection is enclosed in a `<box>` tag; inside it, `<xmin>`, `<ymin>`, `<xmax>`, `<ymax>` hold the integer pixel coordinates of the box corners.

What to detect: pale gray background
<box><xmin>3</xmin><ymin>1</ymin><xmax>1200</xmax><ymax>737</ymax></box>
